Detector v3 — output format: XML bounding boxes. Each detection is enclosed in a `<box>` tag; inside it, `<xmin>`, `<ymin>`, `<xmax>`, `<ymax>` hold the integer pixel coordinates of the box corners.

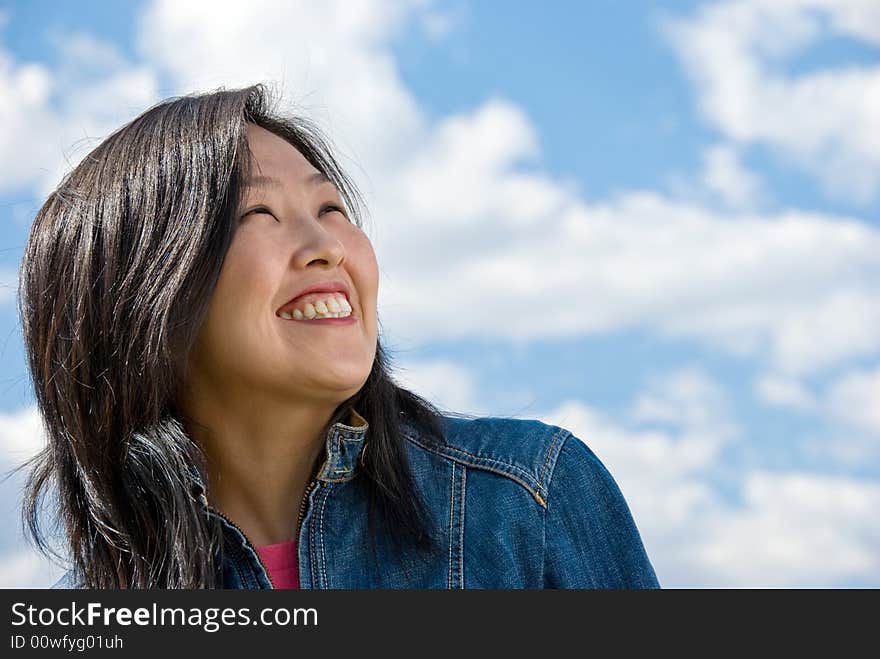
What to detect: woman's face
<box><xmin>188</xmin><ymin>124</ymin><xmax>379</xmax><ymax>410</ymax></box>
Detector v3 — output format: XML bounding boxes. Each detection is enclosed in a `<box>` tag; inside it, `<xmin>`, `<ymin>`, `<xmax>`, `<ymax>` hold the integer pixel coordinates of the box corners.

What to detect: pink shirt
<box><xmin>254</xmin><ymin>539</ymin><xmax>300</xmax><ymax>589</ymax></box>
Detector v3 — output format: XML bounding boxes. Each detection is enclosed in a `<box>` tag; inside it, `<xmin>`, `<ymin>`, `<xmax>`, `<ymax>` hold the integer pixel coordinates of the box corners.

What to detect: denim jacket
<box><xmin>51</xmin><ymin>409</ymin><xmax>660</xmax><ymax>589</ymax></box>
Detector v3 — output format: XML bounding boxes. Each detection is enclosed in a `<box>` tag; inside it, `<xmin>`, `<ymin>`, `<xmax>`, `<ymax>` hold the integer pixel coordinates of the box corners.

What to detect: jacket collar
<box><xmin>188</xmin><ymin>407</ymin><xmax>369</xmax><ymax>506</ymax></box>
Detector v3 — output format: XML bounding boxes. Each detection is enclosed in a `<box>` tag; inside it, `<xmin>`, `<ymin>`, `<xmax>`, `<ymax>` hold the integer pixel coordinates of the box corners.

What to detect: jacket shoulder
<box><xmin>542</xmin><ymin>428</ymin><xmax>661</xmax><ymax>587</ymax></box>
<box><xmin>401</xmin><ymin>413</ymin><xmax>571</xmax><ymax>506</ymax></box>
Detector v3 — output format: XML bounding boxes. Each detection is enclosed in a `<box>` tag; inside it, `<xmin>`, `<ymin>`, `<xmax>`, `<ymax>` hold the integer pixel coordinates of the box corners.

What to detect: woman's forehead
<box><xmin>244</xmin><ymin>124</ymin><xmax>321</xmax><ymax>185</ymax></box>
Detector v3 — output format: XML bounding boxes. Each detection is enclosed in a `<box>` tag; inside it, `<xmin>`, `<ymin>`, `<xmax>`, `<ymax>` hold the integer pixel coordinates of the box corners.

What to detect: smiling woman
<box><xmin>18</xmin><ymin>84</ymin><xmax>659</xmax><ymax>589</ymax></box>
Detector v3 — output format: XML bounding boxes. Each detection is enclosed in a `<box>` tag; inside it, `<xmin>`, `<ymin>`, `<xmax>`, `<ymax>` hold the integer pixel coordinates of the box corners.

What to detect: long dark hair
<box><xmin>16</xmin><ymin>84</ymin><xmax>451</xmax><ymax>588</ymax></box>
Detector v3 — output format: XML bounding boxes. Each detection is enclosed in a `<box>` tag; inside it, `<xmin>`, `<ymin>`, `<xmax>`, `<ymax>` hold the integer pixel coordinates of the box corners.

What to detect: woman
<box><xmin>19</xmin><ymin>84</ymin><xmax>660</xmax><ymax>589</ymax></box>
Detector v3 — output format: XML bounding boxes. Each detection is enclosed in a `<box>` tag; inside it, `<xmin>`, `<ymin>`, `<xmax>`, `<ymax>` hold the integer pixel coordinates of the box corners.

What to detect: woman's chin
<box><xmin>295</xmin><ymin>368</ymin><xmax>370</xmax><ymax>396</ymax></box>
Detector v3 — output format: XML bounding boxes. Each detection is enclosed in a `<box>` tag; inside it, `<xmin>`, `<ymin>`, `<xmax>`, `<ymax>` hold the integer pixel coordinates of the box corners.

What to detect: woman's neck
<box><xmin>179</xmin><ymin>390</ymin><xmax>336</xmax><ymax>546</ymax></box>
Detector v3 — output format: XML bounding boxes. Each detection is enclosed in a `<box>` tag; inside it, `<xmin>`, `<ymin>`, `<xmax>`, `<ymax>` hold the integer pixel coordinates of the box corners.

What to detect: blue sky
<box><xmin>0</xmin><ymin>0</ymin><xmax>878</xmax><ymax>587</ymax></box>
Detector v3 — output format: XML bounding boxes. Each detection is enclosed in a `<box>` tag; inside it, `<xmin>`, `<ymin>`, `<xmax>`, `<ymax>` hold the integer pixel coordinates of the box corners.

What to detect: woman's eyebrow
<box><xmin>244</xmin><ymin>171</ymin><xmax>333</xmax><ymax>190</ymax></box>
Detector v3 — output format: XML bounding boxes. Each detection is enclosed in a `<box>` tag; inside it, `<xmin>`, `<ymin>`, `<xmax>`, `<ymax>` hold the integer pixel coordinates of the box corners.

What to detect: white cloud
<box><xmin>389</xmin><ymin>98</ymin><xmax>553</xmax><ymax>230</ymax></box>
<box><xmin>801</xmin><ymin>429</ymin><xmax>880</xmax><ymax>470</ymax></box>
<box><xmin>826</xmin><ymin>364</ymin><xmax>880</xmax><ymax>435</ymax></box>
<box><xmin>0</xmin><ymin>548</ymin><xmax>67</xmax><ymax>588</ymax></box>
<box><xmin>0</xmin><ymin>50</ymin><xmax>58</xmax><ymax>194</ymax></box>
<box><xmin>754</xmin><ymin>373</ymin><xmax>817</xmax><ymax>412</ymax></box>
<box><xmin>630</xmin><ymin>366</ymin><xmax>737</xmax><ymax>436</ymax></box>
<box><xmin>696</xmin><ymin>471</ymin><xmax>880</xmax><ymax>586</ymax></box>
<box><xmin>0</xmin><ymin>405</ymin><xmax>66</xmax><ymax>588</ymax></box>
<box><xmin>379</xmin><ymin>187</ymin><xmax>880</xmax><ymax>375</ymax></box>
<box><xmin>418</xmin><ymin>2</ymin><xmax>466</xmax><ymax>41</ymax></box>
<box><xmin>664</xmin><ymin>0</ymin><xmax>880</xmax><ymax>204</ymax></box>
<box><xmin>539</xmin><ymin>371</ymin><xmax>880</xmax><ymax>587</ymax></box>
<box><xmin>390</xmin><ymin>358</ymin><xmax>484</xmax><ymax>416</ymax></box>
<box><xmin>752</xmin><ymin>366</ymin><xmax>879</xmax><ymax>468</ymax></box>
<box><xmin>0</xmin><ymin>405</ymin><xmax>46</xmax><ymax>468</ymax></box>
<box><xmin>701</xmin><ymin>143</ymin><xmax>763</xmax><ymax>208</ymax></box>
<box><xmin>769</xmin><ymin>289</ymin><xmax>880</xmax><ymax>374</ymax></box>
<box><xmin>0</xmin><ymin>267</ymin><xmax>19</xmax><ymax>305</ymax></box>
<box><xmin>0</xmin><ymin>31</ymin><xmax>159</xmax><ymax>197</ymax></box>
<box><xmin>136</xmin><ymin>0</ymin><xmax>427</xmax><ymax>178</ymax></box>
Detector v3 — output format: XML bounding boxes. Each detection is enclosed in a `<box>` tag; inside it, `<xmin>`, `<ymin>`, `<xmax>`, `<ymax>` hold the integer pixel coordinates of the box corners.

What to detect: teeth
<box><xmin>280</xmin><ymin>294</ymin><xmax>353</xmax><ymax>321</ymax></box>
<box><xmin>303</xmin><ymin>308</ymin><xmax>352</xmax><ymax>320</ymax></box>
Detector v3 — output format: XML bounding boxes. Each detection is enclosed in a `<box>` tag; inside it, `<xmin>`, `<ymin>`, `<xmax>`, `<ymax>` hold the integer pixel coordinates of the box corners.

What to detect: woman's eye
<box><xmin>241</xmin><ymin>206</ymin><xmax>275</xmax><ymax>220</ymax></box>
<box><xmin>320</xmin><ymin>203</ymin><xmax>348</xmax><ymax>218</ymax></box>
<box><xmin>239</xmin><ymin>204</ymin><xmax>350</xmax><ymax>222</ymax></box>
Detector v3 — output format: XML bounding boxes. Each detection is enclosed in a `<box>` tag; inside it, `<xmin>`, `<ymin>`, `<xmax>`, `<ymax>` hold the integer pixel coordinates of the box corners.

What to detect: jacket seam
<box><xmin>403</xmin><ymin>427</ymin><xmax>571</xmax><ymax>507</ymax></box>
<box><xmin>540</xmin><ymin>433</ymin><xmax>583</xmax><ymax>587</ymax></box>
<box><xmin>541</xmin><ymin>479</ymin><xmax>548</xmax><ymax>588</ymax></box>
<box><xmin>537</xmin><ymin>427</ymin><xmax>569</xmax><ymax>491</ymax></box>
<box><xmin>459</xmin><ymin>465</ymin><xmax>466</xmax><ymax>589</ymax></box>
<box><xmin>319</xmin><ymin>486</ymin><xmax>331</xmax><ymax>588</ymax></box>
<box><xmin>447</xmin><ymin>462</ymin><xmax>455</xmax><ymax>589</ymax></box>
<box><xmin>403</xmin><ymin>432</ymin><xmax>547</xmax><ymax>505</ymax></box>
